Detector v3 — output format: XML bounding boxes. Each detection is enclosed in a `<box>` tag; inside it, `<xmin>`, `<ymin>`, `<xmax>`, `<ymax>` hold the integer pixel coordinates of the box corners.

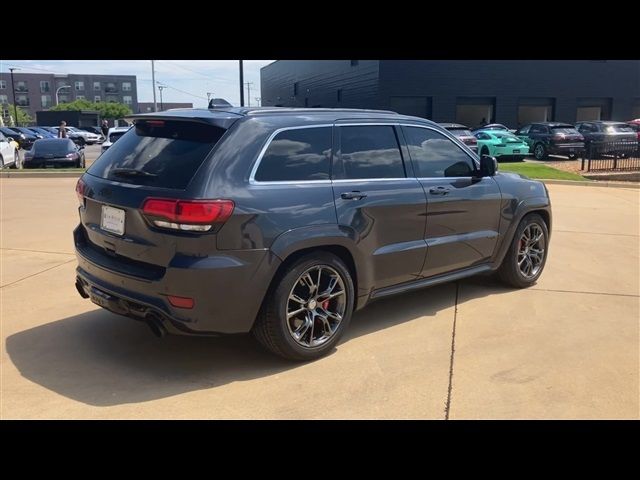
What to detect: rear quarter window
<box><xmin>87</xmin><ymin>120</ymin><xmax>226</xmax><ymax>189</ymax></box>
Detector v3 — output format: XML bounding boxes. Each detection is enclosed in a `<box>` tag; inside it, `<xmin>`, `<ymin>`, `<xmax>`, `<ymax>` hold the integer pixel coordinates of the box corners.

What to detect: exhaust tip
<box><xmin>146</xmin><ymin>314</ymin><xmax>167</xmax><ymax>338</ymax></box>
<box><xmin>75</xmin><ymin>279</ymin><xmax>90</xmax><ymax>299</ymax></box>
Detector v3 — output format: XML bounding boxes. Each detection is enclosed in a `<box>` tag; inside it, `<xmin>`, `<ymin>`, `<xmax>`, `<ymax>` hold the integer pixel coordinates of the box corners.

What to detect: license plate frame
<box><xmin>101</xmin><ymin>205</ymin><xmax>125</xmax><ymax>236</ymax></box>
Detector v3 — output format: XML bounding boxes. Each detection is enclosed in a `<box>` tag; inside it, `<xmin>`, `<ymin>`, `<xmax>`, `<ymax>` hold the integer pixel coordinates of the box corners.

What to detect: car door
<box><xmin>0</xmin><ymin>133</ymin><xmax>13</xmax><ymax>166</ymax></box>
<box><xmin>401</xmin><ymin>124</ymin><xmax>502</xmax><ymax>278</ymax></box>
<box><xmin>332</xmin><ymin>123</ymin><xmax>427</xmax><ymax>290</ymax></box>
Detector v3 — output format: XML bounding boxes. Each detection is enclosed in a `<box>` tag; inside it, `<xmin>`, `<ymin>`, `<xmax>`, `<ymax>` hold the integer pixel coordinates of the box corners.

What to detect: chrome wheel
<box><xmin>286</xmin><ymin>265</ymin><xmax>346</xmax><ymax>348</ymax></box>
<box><xmin>517</xmin><ymin>223</ymin><xmax>545</xmax><ymax>279</ymax></box>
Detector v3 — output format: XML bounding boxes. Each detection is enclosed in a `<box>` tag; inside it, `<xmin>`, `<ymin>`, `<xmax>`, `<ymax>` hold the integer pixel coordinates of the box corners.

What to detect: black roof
<box><xmin>576</xmin><ymin>120</ymin><xmax>628</xmax><ymax>125</ymax></box>
<box><xmin>439</xmin><ymin>123</ymin><xmax>470</xmax><ymax>129</ymax></box>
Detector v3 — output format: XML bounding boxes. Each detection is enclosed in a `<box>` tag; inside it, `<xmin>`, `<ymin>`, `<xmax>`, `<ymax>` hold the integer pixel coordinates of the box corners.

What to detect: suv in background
<box><xmin>439</xmin><ymin>123</ymin><xmax>478</xmax><ymax>152</ymax></box>
<box><xmin>74</xmin><ymin>107</ymin><xmax>552</xmax><ymax>360</ymax></box>
<box><xmin>575</xmin><ymin>121</ymin><xmax>638</xmax><ymax>156</ymax></box>
<box><xmin>515</xmin><ymin>122</ymin><xmax>584</xmax><ymax>160</ymax></box>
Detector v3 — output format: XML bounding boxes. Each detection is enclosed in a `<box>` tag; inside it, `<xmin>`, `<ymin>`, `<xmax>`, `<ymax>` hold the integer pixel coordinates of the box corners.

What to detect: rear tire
<box><xmin>498</xmin><ymin>213</ymin><xmax>549</xmax><ymax>288</ymax></box>
<box><xmin>252</xmin><ymin>252</ymin><xmax>355</xmax><ymax>361</ymax></box>
<box><xmin>533</xmin><ymin>143</ymin><xmax>547</xmax><ymax>160</ymax></box>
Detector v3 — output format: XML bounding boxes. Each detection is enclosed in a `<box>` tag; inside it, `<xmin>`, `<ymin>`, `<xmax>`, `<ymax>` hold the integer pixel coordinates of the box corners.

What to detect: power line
<box><xmin>157</xmin><ymin>60</ymin><xmax>237</xmax><ymax>84</ymax></box>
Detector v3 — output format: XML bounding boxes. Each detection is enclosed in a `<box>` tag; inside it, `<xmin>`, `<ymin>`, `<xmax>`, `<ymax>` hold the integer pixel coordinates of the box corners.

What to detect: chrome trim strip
<box><xmin>249</xmin><ymin>124</ymin><xmax>334</xmax><ymax>185</ymax></box>
<box><xmin>331</xmin><ymin>178</ymin><xmax>415</xmax><ymax>183</ymax></box>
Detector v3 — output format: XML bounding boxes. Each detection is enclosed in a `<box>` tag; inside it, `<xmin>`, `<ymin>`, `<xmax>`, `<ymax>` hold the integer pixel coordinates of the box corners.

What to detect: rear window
<box><xmin>34</xmin><ymin>140</ymin><xmax>74</xmax><ymax>155</ymax></box>
<box><xmin>551</xmin><ymin>127</ymin><xmax>579</xmax><ymax>134</ymax></box>
<box><xmin>605</xmin><ymin>124</ymin><xmax>635</xmax><ymax>133</ymax></box>
<box><xmin>87</xmin><ymin>120</ymin><xmax>225</xmax><ymax>189</ymax></box>
<box><xmin>449</xmin><ymin>128</ymin><xmax>474</xmax><ymax>137</ymax></box>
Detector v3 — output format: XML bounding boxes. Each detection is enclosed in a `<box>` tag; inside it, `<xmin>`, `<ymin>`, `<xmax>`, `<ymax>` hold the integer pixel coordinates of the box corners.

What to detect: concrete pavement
<box><xmin>0</xmin><ymin>178</ymin><xmax>638</xmax><ymax>419</ymax></box>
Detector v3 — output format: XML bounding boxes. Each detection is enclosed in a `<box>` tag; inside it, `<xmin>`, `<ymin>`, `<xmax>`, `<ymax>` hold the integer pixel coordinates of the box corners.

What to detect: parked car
<box><xmin>100</xmin><ymin>126</ymin><xmax>131</xmax><ymax>152</ymax></box>
<box><xmin>439</xmin><ymin>123</ymin><xmax>478</xmax><ymax>152</ymax></box>
<box><xmin>23</xmin><ymin>138</ymin><xmax>85</xmax><ymax>168</ymax></box>
<box><xmin>472</xmin><ymin>123</ymin><xmax>513</xmax><ymax>133</ymax></box>
<box><xmin>515</xmin><ymin>122</ymin><xmax>584</xmax><ymax>160</ymax></box>
<box><xmin>49</xmin><ymin>126</ymin><xmax>101</xmax><ymax>145</ymax></box>
<box><xmin>26</xmin><ymin>126</ymin><xmax>57</xmax><ymax>139</ymax></box>
<box><xmin>0</xmin><ymin>131</ymin><xmax>21</xmax><ymax>168</ymax></box>
<box><xmin>74</xmin><ymin>107</ymin><xmax>552</xmax><ymax>361</ymax></box>
<box><xmin>10</xmin><ymin>126</ymin><xmax>46</xmax><ymax>140</ymax></box>
<box><xmin>575</xmin><ymin>121</ymin><xmax>638</xmax><ymax>156</ymax></box>
<box><xmin>0</xmin><ymin>126</ymin><xmax>35</xmax><ymax>150</ymax></box>
<box><xmin>627</xmin><ymin>120</ymin><xmax>640</xmax><ymax>152</ymax></box>
<box><xmin>474</xmin><ymin>130</ymin><xmax>530</xmax><ymax>161</ymax></box>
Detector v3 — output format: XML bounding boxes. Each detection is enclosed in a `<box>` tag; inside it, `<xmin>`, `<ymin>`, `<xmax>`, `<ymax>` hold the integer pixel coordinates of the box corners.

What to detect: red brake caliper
<box><xmin>322</xmin><ymin>299</ymin><xmax>330</xmax><ymax>310</ymax></box>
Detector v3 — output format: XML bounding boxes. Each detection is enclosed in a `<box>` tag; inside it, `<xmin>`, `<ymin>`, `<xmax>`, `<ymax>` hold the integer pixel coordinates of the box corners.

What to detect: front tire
<box><xmin>498</xmin><ymin>213</ymin><xmax>549</xmax><ymax>288</ymax></box>
<box><xmin>252</xmin><ymin>252</ymin><xmax>355</xmax><ymax>361</ymax></box>
<box><xmin>533</xmin><ymin>143</ymin><xmax>547</xmax><ymax>160</ymax></box>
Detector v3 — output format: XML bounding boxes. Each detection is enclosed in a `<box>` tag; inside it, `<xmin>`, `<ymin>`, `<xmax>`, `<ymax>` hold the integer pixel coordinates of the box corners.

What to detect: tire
<box><xmin>498</xmin><ymin>213</ymin><xmax>549</xmax><ymax>288</ymax></box>
<box><xmin>0</xmin><ymin>154</ymin><xmax>3</xmax><ymax>168</ymax></box>
<box><xmin>252</xmin><ymin>252</ymin><xmax>355</xmax><ymax>361</ymax></box>
<box><xmin>14</xmin><ymin>150</ymin><xmax>22</xmax><ymax>169</ymax></box>
<box><xmin>533</xmin><ymin>143</ymin><xmax>547</xmax><ymax>160</ymax></box>
<box><xmin>567</xmin><ymin>153</ymin><xmax>577</xmax><ymax>160</ymax></box>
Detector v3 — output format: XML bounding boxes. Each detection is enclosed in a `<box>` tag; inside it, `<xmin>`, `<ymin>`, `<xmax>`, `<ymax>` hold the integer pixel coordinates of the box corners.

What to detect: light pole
<box><xmin>157</xmin><ymin>84</ymin><xmax>165</xmax><ymax>111</ymax></box>
<box><xmin>55</xmin><ymin>85</ymin><xmax>70</xmax><ymax>106</ymax></box>
<box><xmin>8</xmin><ymin>67</ymin><xmax>19</xmax><ymax>126</ymax></box>
<box><xmin>239</xmin><ymin>60</ymin><xmax>244</xmax><ymax>107</ymax></box>
<box><xmin>254</xmin><ymin>97</ymin><xmax>261</xmax><ymax>107</ymax></box>
<box><xmin>151</xmin><ymin>60</ymin><xmax>157</xmax><ymax>112</ymax></box>
<box><xmin>245</xmin><ymin>82</ymin><xmax>253</xmax><ymax>107</ymax></box>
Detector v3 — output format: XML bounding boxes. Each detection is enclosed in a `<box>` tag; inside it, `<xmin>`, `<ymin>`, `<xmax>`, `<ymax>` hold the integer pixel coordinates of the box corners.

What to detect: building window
<box><xmin>123</xmin><ymin>96</ymin><xmax>132</xmax><ymax>105</ymax></box>
<box><xmin>0</xmin><ymin>80</ymin><xmax>6</xmax><ymax>89</ymax></box>
<box><xmin>41</xmin><ymin>95</ymin><xmax>52</xmax><ymax>108</ymax></box>
<box><xmin>39</xmin><ymin>81</ymin><xmax>50</xmax><ymax>93</ymax></box>
<box><xmin>16</xmin><ymin>81</ymin><xmax>28</xmax><ymax>92</ymax></box>
<box><xmin>350</xmin><ymin>60</ymin><xmax>359</xmax><ymax>66</ymax></box>
<box><xmin>94</xmin><ymin>82</ymin><xmax>101</xmax><ymax>91</ymax></box>
<box><xmin>122</xmin><ymin>82</ymin><xmax>132</xmax><ymax>91</ymax></box>
<box><xmin>94</xmin><ymin>95</ymin><xmax>101</xmax><ymax>102</ymax></box>
<box><xmin>75</xmin><ymin>81</ymin><xmax>84</xmax><ymax>91</ymax></box>
<box><xmin>76</xmin><ymin>95</ymin><xmax>85</xmax><ymax>100</ymax></box>
<box><xmin>16</xmin><ymin>94</ymin><xmax>29</xmax><ymax>106</ymax></box>
<box><xmin>105</xmin><ymin>82</ymin><xmax>117</xmax><ymax>93</ymax></box>
<box><xmin>337</xmin><ymin>89</ymin><xmax>342</xmax><ymax>102</ymax></box>
<box><xmin>293</xmin><ymin>82</ymin><xmax>298</xmax><ymax>96</ymax></box>
<box><xmin>0</xmin><ymin>94</ymin><xmax>8</xmax><ymax>104</ymax></box>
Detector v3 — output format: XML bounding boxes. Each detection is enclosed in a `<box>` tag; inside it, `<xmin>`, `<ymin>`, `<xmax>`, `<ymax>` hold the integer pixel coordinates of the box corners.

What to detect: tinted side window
<box><xmin>404</xmin><ymin>126</ymin><xmax>476</xmax><ymax>178</ymax></box>
<box><xmin>517</xmin><ymin>125</ymin><xmax>531</xmax><ymax>135</ymax></box>
<box><xmin>255</xmin><ymin>127</ymin><xmax>331</xmax><ymax>182</ymax></box>
<box><xmin>530</xmin><ymin>125</ymin><xmax>548</xmax><ymax>134</ymax></box>
<box><xmin>336</xmin><ymin>125</ymin><xmax>405</xmax><ymax>179</ymax></box>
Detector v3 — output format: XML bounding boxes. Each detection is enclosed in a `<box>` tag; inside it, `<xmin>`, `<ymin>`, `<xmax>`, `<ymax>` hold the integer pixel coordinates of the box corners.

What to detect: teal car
<box><xmin>474</xmin><ymin>130</ymin><xmax>530</xmax><ymax>161</ymax></box>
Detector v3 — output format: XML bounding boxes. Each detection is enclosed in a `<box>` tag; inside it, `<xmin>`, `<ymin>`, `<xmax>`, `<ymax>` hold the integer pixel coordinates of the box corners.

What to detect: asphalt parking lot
<box><xmin>0</xmin><ymin>178</ymin><xmax>638</xmax><ymax>419</ymax></box>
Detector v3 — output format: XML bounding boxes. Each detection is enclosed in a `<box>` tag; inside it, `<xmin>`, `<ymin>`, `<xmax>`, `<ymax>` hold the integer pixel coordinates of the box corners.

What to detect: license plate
<box><xmin>101</xmin><ymin>205</ymin><xmax>125</xmax><ymax>236</ymax></box>
<box><xmin>513</xmin><ymin>149</ymin><xmax>520</xmax><ymax>153</ymax></box>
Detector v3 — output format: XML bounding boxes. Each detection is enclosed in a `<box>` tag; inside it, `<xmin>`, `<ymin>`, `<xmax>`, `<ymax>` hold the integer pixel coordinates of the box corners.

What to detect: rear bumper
<box><xmin>24</xmin><ymin>159</ymin><xmax>78</xmax><ymax>168</ymax></box>
<box><xmin>548</xmin><ymin>143</ymin><xmax>584</xmax><ymax>155</ymax></box>
<box><xmin>74</xmin><ymin>225</ymin><xmax>281</xmax><ymax>335</ymax></box>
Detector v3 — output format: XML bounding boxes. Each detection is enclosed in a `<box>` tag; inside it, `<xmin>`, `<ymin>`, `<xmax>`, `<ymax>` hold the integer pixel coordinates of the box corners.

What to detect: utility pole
<box><xmin>239</xmin><ymin>60</ymin><xmax>244</xmax><ymax>107</ymax></box>
<box><xmin>8</xmin><ymin>67</ymin><xmax>19</xmax><ymax>126</ymax></box>
<box><xmin>158</xmin><ymin>84</ymin><xmax>165</xmax><ymax>111</ymax></box>
<box><xmin>245</xmin><ymin>82</ymin><xmax>253</xmax><ymax>107</ymax></box>
<box><xmin>151</xmin><ymin>60</ymin><xmax>157</xmax><ymax>112</ymax></box>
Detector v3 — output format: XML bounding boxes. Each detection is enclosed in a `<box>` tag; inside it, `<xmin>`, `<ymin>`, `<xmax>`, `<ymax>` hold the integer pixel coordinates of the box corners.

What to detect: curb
<box><xmin>0</xmin><ymin>171</ymin><xmax>83</xmax><ymax>179</ymax></box>
<box><xmin>540</xmin><ymin>179</ymin><xmax>640</xmax><ymax>189</ymax></box>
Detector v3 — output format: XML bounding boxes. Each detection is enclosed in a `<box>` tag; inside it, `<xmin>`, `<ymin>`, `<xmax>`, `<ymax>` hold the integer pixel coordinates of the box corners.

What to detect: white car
<box><xmin>101</xmin><ymin>126</ymin><xmax>131</xmax><ymax>153</ymax></box>
<box><xmin>50</xmin><ymin>126</ymin><xmax>102</xmax><ymax>145</ymax></box>
<box><xmin>0</xmin><ymin>131</ymin><xmax>21</xmax><ymax>168</ymax></box>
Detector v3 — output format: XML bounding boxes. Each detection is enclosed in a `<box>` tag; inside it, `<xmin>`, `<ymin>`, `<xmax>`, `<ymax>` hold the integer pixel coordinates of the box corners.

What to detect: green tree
<box><xmin>1</xmin><ymin>104</ymin><xmax>34</xmax><ymax>126</ymax></box>
<box><xmin>50</xmin><ymin>99</ymin><xmax>132</xmax><ymax>120</ymax></box>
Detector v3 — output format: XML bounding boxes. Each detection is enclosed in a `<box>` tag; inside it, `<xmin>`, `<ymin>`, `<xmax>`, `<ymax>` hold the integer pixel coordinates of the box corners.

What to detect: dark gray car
<box><xmin>74</xmin><ymin>107</ymin><xmax>552</xmax><ymax>360</ymax></box>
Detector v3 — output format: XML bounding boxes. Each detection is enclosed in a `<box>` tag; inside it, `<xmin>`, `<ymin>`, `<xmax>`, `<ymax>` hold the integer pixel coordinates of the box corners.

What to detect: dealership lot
<box><xmin>0</xmin><ymin>177</ymin><xmax>638</xmax><ymax>419</ymax></box>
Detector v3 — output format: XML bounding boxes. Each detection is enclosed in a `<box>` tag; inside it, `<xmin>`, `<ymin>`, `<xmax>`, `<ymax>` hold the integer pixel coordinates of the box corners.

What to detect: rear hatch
<box><xmin>449</xmin><ymin>128</ymin><xmax>477</xmax><ymax>147</ymax></box>
<box><xmin>550</xmin><ymin>126</ymin><xmax>584</xmax><ymax>146</ymax></box>
<box><xmin>602</xmin><ymin>123</ymin><xmax>638</xmax><ymax>143</ymax></box>
<box><xmin>76</xmin><ymin>113</ymin><xmax>239</xmax><ymax>279</ymax></box>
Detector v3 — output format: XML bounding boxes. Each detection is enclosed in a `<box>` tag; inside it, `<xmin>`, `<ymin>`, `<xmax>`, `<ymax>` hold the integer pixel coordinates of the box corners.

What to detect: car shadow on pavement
<box><xmin>5</xmin><ymin>276</ymin><xmax>514</xmax><ymax>407</ymax></box>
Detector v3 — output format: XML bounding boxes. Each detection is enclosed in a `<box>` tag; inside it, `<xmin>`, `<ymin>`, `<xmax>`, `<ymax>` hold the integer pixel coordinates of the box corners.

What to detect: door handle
<box><xmin>429</xmin><ymin>186</ymin><xmax>451</xmax><ymax>195</ymax></box>
<box><xmin>341</xmin><ymin>191</ymin><xmax>367</xmax><ymax>200</ymax></box>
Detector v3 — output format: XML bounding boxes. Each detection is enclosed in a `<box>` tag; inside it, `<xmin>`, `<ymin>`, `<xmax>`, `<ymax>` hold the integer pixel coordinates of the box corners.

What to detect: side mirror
<box><xmin>478</xmin><ymin>155</ymin><xmax>498</xmax><ymax>177</ymax></box>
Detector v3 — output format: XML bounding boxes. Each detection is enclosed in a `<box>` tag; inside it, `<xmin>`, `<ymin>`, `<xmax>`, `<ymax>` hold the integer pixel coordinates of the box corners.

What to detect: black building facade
<box><xmin>261</xmin><ymin>60</ymin><xmax>640</xmax><ymax>128</ymax></box>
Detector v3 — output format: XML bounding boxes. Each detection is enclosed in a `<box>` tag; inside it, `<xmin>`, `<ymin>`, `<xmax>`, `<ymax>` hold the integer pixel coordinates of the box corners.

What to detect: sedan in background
<box><xmin>472</xmin><ymin>123</ymin><xmax>514</xmax><ymax>133</ymax></box>
<box><xmin>474</xmin><ymin>130</ymin><xmax>530</xmax><ymax>161</ymax></box>
<box><xmin>515</xmin><ymin>122</ymin><xmax>584</xmax><ymax>160</ymax></box>
<box><xmin>439</xmin><ymin>123</ymin><xmax>478</xmax><ymax>152</ymax></box>
<box><xmin>26</xmin><ymin>127</ymin><xmax>57</xmax><ymax>139</ymax></box>
<box><xmin>100</xmin><ymin>126</ymin><xmax>131</xmax><ymax>153</ymax></box>
<box><xmin>0</xmin><ymin>131</ymin><xmax>21</xmax><ymax>168</ymax></box>
<box><xmin>0</xmin><ymin>126</ymin><xmax>36</xmax><ymax>150</ymax></box>
<box><xmin>23</xmin><ymin>138</ymin><xmax>86</xmax><ymax>169</ymax></box>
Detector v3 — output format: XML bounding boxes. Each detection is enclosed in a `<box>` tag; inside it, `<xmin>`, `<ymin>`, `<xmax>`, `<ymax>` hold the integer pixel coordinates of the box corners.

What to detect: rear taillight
<box><xmin>166</xmin><ymin>295</ymin><xmax>195</xmax><ymax>309</ymax></box>
<box><xmin>75</xmin><ymin>178</ymin><xmax>86</xmax><ymax>207</ymax></box>
<box><xmin>141</xmin><ymin>198</ymin><xmax>234</xmax><ymax>232</ymax></box>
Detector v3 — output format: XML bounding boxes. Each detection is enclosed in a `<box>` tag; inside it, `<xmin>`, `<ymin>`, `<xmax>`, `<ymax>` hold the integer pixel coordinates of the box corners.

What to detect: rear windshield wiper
<box><xmin>111</xmin><ymin>168</ymin><xmax>158</xmax><ymax>177</ymax></box>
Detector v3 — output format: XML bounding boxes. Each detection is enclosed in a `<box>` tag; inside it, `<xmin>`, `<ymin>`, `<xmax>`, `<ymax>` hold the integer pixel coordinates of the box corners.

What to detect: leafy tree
<box><xmin>0</xmin><ymin>104</ymin><xmax>33</xmax><ymax>126</ymax></box>
<box><xmin>50</xmin><ymin>100</ymin><xmax>132</xmax><ymax>120</ymax></box>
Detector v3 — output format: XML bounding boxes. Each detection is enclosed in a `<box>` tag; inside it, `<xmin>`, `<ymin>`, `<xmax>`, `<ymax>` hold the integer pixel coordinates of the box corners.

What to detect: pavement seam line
<box><xmin>444</xmin><ymin>281</ymin><xmax>459</xmax><ymax>420</ymax></box>
<box><xmin>1</xmin><ymin>247</ymin><xmax>75</xmax><ymax>256</ymax></box>
<box><xmin>529</xmin><ymin>288</ymin><xmax>639</xmax><ymax>298</ymax></box>
<box><xmin>554</xmin><ymin>230</ymin><xmax>639</xmax><ymax>238</ymax></box>
<box><xmin>0</xmin><ymin>258</ymin><xmax>76</xmax><ymax>289</ymax></box>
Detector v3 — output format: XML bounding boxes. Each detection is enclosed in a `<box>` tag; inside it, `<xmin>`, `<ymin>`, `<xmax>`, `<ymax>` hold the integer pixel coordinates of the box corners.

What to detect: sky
<box><xmin>0</xmin><ymin>60</ymin><xmax>275</xmax><ymax>107</ymax></box>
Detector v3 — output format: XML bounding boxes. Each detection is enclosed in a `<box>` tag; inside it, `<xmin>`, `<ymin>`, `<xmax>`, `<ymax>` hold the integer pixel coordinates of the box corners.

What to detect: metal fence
<box><xmin>581</xmin><ymin>140</ymin><xmax>640</xmax><ymax>172</ymax></box>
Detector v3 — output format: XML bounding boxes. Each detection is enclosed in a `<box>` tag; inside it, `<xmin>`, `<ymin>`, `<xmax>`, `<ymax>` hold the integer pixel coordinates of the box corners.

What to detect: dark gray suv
<box><xmin>74</xmin><ymin>107</ymin><xmax>552</xmax><ymax>360</ymax></box>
